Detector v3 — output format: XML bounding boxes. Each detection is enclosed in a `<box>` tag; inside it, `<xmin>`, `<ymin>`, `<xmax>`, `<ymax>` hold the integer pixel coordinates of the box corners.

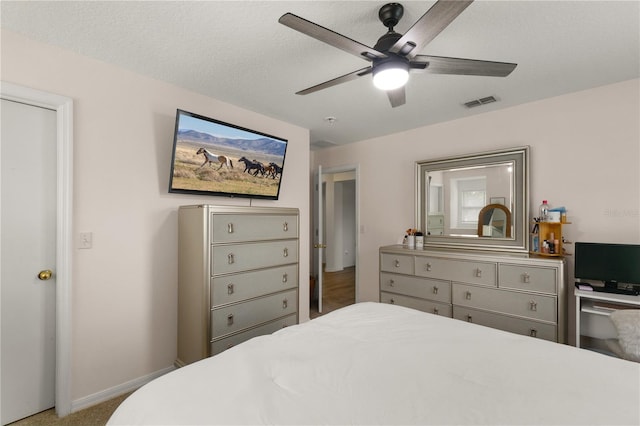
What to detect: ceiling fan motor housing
<box><xmin>378</xmin><ymin>3</ymin><xmax>404</xmax><ymax>29</ymax></box>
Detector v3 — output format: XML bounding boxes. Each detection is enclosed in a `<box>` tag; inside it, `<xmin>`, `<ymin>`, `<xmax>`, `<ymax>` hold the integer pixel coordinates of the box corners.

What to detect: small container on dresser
<box><xmin>379</xmin><ymin>245</ymin><xmax>567</xmax><ymax>343</ymax></box>
<box><xmin>177</xmin><ymin>205</ymin><xmax>299</xmax><ymax>366</ymax></box>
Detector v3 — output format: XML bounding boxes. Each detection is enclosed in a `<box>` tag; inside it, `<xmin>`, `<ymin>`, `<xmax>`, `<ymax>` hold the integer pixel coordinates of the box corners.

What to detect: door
<box><xmin>312</xmin><ymin>165</ymin><xmax>359</xmax><ymax>316</ymax></box>
<box><xmin>313</xmin><ymin>165</ymin><xmax>324</xmax><ymax>313</ymax></box>
<box><xmin>1</xmin><ymin>99</ymin><xmax>57</xmax><ymax>424</ymax></box>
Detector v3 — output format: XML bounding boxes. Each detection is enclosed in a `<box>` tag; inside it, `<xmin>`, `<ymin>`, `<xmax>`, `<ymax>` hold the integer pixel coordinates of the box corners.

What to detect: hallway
<box><xmin>310</xmin><ymin>266</ymin><xmax>355</xmax><ymax>319</ymax></box>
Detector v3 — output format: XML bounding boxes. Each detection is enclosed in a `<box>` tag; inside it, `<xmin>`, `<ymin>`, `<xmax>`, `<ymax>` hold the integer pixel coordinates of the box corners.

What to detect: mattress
<box><xmin>108</xmin><ymin>302</ymin><xmax>640</xmax><ymax>425</ymax></box>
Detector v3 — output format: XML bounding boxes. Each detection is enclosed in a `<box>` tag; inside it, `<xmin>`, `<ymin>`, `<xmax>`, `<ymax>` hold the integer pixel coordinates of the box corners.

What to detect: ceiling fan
<box><xmin>278</xmin><ymin>1</ymin><xmax>517</xmax><ymax>108</ymax></box>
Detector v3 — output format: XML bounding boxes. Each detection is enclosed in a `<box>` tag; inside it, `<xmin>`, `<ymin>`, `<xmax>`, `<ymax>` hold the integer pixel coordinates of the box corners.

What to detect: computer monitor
<box><xmin>575</xmin><ymin>242</ymin><xmax>640</xmax><ymax>286</ymax></box>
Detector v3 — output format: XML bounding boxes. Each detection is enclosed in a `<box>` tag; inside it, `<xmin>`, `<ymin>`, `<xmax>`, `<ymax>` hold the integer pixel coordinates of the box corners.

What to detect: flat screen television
<box><xmin>575</xmin><ymin>242</ymin><xmax>640</xmax><ymax>286</ymax></box>
<box><xmin>169</xmin><ymin>109</ymin><xmax>288</xmax><ymax>200</ymax></box>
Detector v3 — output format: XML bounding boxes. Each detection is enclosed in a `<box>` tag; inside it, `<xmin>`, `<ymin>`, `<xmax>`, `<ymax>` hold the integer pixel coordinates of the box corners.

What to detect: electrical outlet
<box><xmin>79</xmin><ymin>232</ymin><xmax>92</xmax><ymax>249</ymax></box>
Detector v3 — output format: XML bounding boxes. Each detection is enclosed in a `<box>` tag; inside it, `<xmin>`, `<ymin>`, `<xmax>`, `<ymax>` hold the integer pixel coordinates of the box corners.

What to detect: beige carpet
<box><xmin>8</xmin><ymin>393</ymin><xmax>131</xmax><ymax>426</ymax></box>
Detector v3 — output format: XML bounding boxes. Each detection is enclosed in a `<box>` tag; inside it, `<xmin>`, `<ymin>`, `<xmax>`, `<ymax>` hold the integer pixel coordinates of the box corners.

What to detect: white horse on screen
<box><xmin>196</xmin><ymin>148</ymin><xmax>233</xmax><ymax>170</ymax></box>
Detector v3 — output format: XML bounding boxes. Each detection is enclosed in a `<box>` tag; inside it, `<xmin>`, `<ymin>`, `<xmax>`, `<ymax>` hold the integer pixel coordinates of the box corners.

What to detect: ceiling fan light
<box><xmin>372</xmin><ymin>64</ymin><xmax>409</xmax><ymax>91</ymax></box>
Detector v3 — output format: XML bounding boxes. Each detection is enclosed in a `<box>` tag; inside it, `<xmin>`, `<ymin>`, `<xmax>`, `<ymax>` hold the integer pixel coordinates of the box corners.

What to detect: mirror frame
<box><xmin>416</xmin><ymin>146</ymin><xmax>530</xmax><ymax>252</ymax></box>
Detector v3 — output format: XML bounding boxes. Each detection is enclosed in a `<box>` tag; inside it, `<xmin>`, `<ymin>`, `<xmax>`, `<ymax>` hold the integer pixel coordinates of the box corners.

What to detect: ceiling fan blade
<box><xmin>296</xmin><ymin>67</ymin><xmax>373</xmax><ymax>95</ymax></box>
<box><xmin>387</xmin><ymin>87</ymin><xmax>406</xmax><ymax>108</ymax></box>
<box><xmin>413</xmin><ymin>55</ymin><xmax>517</xmax><ymax>77</ymax></box>
<box><xmin>389</xmin><ymin>0</ymin><xmax>474</xmax><ymax>58</ymax></box>
<box><xmin>279</xmin><ymin>13</ymin><xmax>386</xmax><ymax>61</ymax></box>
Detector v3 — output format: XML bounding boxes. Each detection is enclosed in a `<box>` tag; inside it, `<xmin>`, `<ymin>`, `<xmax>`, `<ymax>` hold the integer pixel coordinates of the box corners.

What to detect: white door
<box><xmin>314</xmin><ymin>165</ymin><xmax>324</xmax><ymax>313</ymax></box>
<box><xmin>1</xmin><ymin>99</ymin><xmax>57</xmax><ymax>424</ymax></box>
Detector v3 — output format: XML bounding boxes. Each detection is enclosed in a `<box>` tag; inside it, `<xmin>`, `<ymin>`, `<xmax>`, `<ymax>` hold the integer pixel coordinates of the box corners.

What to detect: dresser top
<box><xmin>380</xmin><ymin>244</ymin><xmax>566</xmax><ymax>266</ymax></box>
<box><xmin>179</xmin><ymin>204</ymin><xmax>299</xmax><ymax>215</ymax></box>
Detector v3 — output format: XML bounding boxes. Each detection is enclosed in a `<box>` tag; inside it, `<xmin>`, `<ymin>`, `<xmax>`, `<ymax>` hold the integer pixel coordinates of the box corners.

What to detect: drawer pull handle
<box><xmin>465</xmin><ymin>291</ymin><xmax>472</xmax><ymax>300</ymax></box>
<box><xmin>475</xmin><ymin>268</ymin><xmax>482</xmax><ymax>278</ymax></box>
<box><xmin>227</xmin><ymin>223</ymin><xmax>234</xmax><ymax>234</ymax></box>
<box><xmin>227</xmin><ymin>343</ymin><xmax>235</xmax><ymax>349</ymax></box>
<box><xmin>282</xmin><ymin>273</ymin><xmax>288</xmax><ymax>283</ymax></box>
<box><xmin>466</xmin><ymin>315</ymin><xmax>473</xmax><ymax>323</ymax></box>
<box><xmin>433</xmin><ymin>308</ymin><xmax>439</xmax><ymax>315</ymax></box>
<box><xmin>227</xmin><ymin>253</ymin><xmax>235</xmax><ymax>264</ymax></box>
<box><xmin>389</xmin><ymin>298</ymin><xmax>395</xmax><ymax>304</ymax></box>
<box><xmin>227</xmin><ymin>283</ymin><xmax>234</xmax><ymax>295</ymax></box>
<box><xmin>283</xmin><ymin>222</ymin><xmax>288</xmax><ymax>232</ymax></box>
<box><xmin>425</xmin><ymin>263</ymin><xmax>432</xmax><ymax>272</ymax></box>
<box><xmin>433</xmin><ymin>286</ymin><xmax>438</xmax><ymax>295</ymax></box>
<box><xmin>283</xmin><ymin>247</ymin><xmax>289</xmax><ymax>257</ymax></box>
<box><xmin>227</xmin><ymin>314</ymin><xmax>234</xmax><ymax>326</ymax></box>
<box><xmin>394</xmin><ymin>259</ymin><xmax>400</xmax><ymax>268</ymax></box>
<box><xmin>530</xmin><ymin>329</ymin><xmax>538</xmax><ymax>338</ymax></box>
<box><xmin>529</xmin><ymin>301</ymin><xmax>538</xmax><ymax>311</ymax></box>
<box><xmin>389</xmin><ymin>279</ymin><xmax>395</xmax><ymax>287</ymax></box>
<box><xmin>282</xmin><ymin>299</ymin><xmax>288</xmax><ymax>309</ymax></box>
<box><xmin>522</xmin><ymin>273</ymin><xmax>530</xmax><ymax>283</ymax></box>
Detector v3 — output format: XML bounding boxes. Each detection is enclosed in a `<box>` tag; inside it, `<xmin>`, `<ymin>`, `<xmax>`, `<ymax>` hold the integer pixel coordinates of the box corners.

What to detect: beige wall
<box><xmin>1</xmin><ymin>30</ymin><xmax>310</xmax><ymax>403</ymax></box>
<box><xmin>312</xmin><ymin>78</ymin><xmax>640</xmax><ymax>306</ymax></box>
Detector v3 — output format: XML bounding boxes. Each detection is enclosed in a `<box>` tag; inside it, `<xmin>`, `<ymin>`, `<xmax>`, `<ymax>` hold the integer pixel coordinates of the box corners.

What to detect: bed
<box><xmin>108</xmin><ymin>302</ymin><xmax>640</xmax><ymax>425</ymax></box>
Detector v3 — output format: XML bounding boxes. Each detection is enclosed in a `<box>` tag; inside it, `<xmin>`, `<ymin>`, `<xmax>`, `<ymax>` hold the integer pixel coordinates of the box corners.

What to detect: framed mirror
<box><xmin>416</xmin><ymin>146</ymin><xmax>529</xmax><ymax>252</ymax></box>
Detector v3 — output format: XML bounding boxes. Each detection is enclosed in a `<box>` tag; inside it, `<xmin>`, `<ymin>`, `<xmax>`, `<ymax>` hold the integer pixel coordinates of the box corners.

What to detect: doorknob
<box><xmin>314</xmin><ymin>244</ymin><xmax>327</xmax><ymax>248</ymax></box>
<box><xmin>38</xmin><ymin>270</ymin><xmax>53</xmax><ymax>281</ymax></box>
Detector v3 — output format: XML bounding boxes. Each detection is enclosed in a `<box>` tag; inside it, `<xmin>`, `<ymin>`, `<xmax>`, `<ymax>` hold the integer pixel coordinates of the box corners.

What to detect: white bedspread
<box><xmin>109</xmin><ymin>302</ymin><xmax>640</xmax><ymax>425</ymax></box>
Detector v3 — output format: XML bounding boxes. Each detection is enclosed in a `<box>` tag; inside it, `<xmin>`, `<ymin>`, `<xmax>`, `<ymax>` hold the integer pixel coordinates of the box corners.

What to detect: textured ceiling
<box><xmin>2</xmin><ymin>1</ymin><xmax>639</xmax><ymax>149</ymax></box>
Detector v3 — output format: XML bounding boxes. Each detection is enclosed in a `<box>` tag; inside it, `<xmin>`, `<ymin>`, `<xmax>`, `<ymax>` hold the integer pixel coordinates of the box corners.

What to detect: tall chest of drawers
<box><xmin>380</xmin><ymin>245</ymin><xmax>567</xmax><ymax>343</ymax></box>
<box><xmin>177</xmin><ymin>205</ymin><xmax>299</xmax><ymax>366</ymax></box>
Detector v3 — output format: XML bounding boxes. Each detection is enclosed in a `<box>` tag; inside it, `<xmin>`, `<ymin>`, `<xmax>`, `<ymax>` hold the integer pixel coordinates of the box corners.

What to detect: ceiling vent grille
<box><xmin>311</xmin><ymin>140</ymin><xmax>338</xmax><ymax>151</ymax></box>
<box><xmin>464</xmin><ymin>96</ymin><xmax>497</xmax><ymax>108</ymax></box>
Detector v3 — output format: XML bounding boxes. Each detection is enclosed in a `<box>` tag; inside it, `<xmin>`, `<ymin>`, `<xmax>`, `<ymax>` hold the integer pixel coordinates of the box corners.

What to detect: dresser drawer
<box><xmin>380</xmin><ymin>273</ymin><xmax>451</xmax><ymax>303</ymax></box>
<box><xmin>211</xmin><ymin>289</ymin><xmax>297</xmax><ymax>338</ymax></box>
<box><xmin>212</xmin><ymin>240</ymin><xmax>298</xmax><ymax>274</ymax></box>
<box><xmin>453</xmin><ymin>307</ymin><xmax>557</xmax><ymax>342</ymax></box>
<box><xmin>211</xmin><ymin>214</ymin><xmax>298</xmax><ymax>243</ymax></box>
<box><xmin>415</xmin><ymin>257</ymin><xmax>496</xmax><ymax>287</ymax></box>
<box><xmin>210</xmin><ymin>314</ymin><xmax>297</xmax><ymax>355</ymax></box>
<box><xmin>211</xmin><ymin>264</ymin><xmax>298</xmax><ymax>307</ymax></box>
<box><xmin>380</xmin><ymin>253</ymin><xmax>414</xmax><ymax>275</ymax></box>
<box><xmin>499</xmin><ymin>264</ymin><xmax>557</xmax><ymax>295</ymax></box>
<box><xmin>452</xmin><ymin>283</ymin><xmax>556</xmax><ymax>323</ymax></box>
<box><xmin>427</xmin><ymin>215</ymin><xmax>444</xmax><ymax>228</ymax></box>
<box><xmin>380</xmin><ymin>292</ymin><xmax>452</xmax><ymax>317</ymax></box>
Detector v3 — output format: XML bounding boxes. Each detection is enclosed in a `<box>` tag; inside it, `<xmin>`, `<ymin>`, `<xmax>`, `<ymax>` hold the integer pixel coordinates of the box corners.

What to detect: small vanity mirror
<box><xmin>477</xmin><ymin>203</ymin><xmax>512</xmax><ymax>238</ymax></box>
<box><xmin>416</xmin><ymin>147</ymin><xmax>529</xmax><ymax>252</ymax></box>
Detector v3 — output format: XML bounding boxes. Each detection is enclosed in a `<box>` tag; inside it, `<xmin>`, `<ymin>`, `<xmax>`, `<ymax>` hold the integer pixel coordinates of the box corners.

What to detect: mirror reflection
<box><xmin>425</xmin><ymin>162</ymin><xmax>513</xmax><ymax>238</ymax></box>
<box><xmin>416</xmin><ymin>147</ymin><xmax>529</xmax><ymax>252</ymax></box>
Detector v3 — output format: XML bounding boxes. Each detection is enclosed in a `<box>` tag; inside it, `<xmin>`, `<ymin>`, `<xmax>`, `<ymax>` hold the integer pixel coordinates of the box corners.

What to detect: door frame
<box><xmin>313</xmin><ymin>164</ymin><xmax>360</xmax><ymax>309</ymax></box>
<box><xmin>1</xmin><ymin>81</ymin><xmax>74</xmax><ymax>417</ymax></box>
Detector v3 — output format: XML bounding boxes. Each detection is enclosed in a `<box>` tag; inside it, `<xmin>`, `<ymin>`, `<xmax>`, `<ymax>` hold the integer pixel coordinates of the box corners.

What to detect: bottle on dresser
<box><xmin>539</xmin><ymin>200</ymin><xmax>550</xmax><ymax>222</ymax></box>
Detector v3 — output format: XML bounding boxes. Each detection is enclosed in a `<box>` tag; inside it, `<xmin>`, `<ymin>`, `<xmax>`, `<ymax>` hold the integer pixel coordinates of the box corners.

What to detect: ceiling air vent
<box><xmin>464</xmin><ymin>96</ymin><xmax>497</xmax><ymax>109</ymax></box>
<box><xmin>311</xmin><ymin>140</ymin><xmax>337</xmax><ymax>151</ymax></box>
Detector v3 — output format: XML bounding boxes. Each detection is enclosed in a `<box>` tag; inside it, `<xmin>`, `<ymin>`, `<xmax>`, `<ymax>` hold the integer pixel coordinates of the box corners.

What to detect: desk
<box><xmin>575</xmin><ymin>289</ymin><xmax>640</xmax><ymax>351</ymax></box>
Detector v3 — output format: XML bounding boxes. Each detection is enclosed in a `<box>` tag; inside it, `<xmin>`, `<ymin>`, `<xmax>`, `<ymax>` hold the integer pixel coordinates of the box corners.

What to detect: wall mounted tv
<box><xmin>169</xmin><ymin>109</ymin><xmax>288</xmax><ymax>200</ymax></box>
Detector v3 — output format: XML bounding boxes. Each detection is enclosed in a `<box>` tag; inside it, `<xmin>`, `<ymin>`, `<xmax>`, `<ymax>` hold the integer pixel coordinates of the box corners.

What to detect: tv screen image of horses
<box><xmin>169</xmin><ymin>109</ymin><xmax>288</xmax><ymax>199</ymax></box>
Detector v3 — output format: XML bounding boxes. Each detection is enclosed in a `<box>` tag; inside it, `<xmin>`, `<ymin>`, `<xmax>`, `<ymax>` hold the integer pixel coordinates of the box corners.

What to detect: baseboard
<box><xmin>70</xmin><ymin>365</ymin><xmax>175</xmax><ymax>413</ymax></box>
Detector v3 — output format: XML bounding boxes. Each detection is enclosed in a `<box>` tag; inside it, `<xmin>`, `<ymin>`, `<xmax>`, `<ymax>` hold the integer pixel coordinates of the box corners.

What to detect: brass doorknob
<box><xmin>38</xmin><ymin>270</ymin><xmax>53</xmax><ymax>281</ymax></box>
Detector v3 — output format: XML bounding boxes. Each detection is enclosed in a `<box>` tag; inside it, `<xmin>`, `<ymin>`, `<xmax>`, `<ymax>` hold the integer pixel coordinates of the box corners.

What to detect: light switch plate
<box><xmin>79</xmin><ymin>232</ymin><xmax>92</xmax><ymax>249</ymax></box>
